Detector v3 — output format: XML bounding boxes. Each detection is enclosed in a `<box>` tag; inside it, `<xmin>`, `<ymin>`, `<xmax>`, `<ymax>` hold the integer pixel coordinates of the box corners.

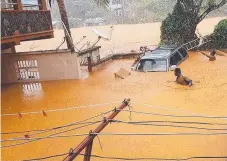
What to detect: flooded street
<box><xmin>2</xmin><ymin>17</ymin><xmax>227</xmax><ymax>161</ymax></box>
<box><xmin>2</xmin><ymin>52</ymin><xmax>227</xmax><ymax>161</ymax></box>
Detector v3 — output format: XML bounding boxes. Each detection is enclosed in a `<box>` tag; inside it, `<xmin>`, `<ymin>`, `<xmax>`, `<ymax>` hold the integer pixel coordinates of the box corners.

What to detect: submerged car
<box><xmin>132</xmin><ymin>45</ymin><xmax>188</xmax><ymax>72</ymax></box>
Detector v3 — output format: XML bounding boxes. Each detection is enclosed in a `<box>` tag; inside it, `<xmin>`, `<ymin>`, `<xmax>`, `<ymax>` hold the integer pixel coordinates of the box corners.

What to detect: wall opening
<box><xmin>22</xmin><ymin>83</ymin><xmax>43</xmax><ymax>98</ymax></box>
<box><xmin>15</xmin><ymin>60</ymin><xmax>40</xmax><ymax>80</ymax></box>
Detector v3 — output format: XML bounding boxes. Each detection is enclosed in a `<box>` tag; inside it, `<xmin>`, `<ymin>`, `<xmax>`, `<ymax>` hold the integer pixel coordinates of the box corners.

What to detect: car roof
<box><xmin>141</xmin><ymin>49</ymin><xmax>172</xmax><ymax>59</ymax></box>
<box><xmin>140</xmin><ymin>45</ymin><xmax>184</xmax><ymax>60</ymax></box>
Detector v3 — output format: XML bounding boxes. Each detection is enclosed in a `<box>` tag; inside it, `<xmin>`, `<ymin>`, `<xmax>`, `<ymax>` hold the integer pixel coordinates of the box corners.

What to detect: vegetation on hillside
<box><xmin>50</xmin><ymin>0</ymin><xmax>227</xmax><ymax>28</ymax></box>
<box><xmin>160</xmin><ymin>0</ymin><xmax>227</xmax><ymax>45</ymax></box>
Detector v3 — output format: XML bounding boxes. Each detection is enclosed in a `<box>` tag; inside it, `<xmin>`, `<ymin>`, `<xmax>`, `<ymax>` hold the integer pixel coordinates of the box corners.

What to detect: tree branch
<box><xmin>197</xmin><ymin>0</ymin><xmax>227</xmax><ymax>23</ymax></box>
<box><xmin>195</xmin><ymin>0</ymin><xmax>204</xmax><ymax>14</ymax></box>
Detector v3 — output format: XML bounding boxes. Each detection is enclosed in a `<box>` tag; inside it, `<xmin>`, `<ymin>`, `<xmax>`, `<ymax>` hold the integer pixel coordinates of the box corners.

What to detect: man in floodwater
<box><xmin>175</xmin><ymin>68</ymin><xmax>193</xmax><ymax>87</ymax></box>
<box><xmin>200</xmin><ymin>50</ymin><xmax>216</xmax><ymax>61</ymax></box>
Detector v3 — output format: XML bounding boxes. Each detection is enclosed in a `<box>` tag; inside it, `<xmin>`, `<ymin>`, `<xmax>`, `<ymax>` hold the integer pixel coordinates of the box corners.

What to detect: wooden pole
<box><xmin>12</xmin><ymin>0</ymin><xmax>22</xmax><ymax>10</ymax></box>
<box><xmin>38</xmin><ymin>0</ymin><xmax>47</xmax><ymax>10</ymax></box>
<box><xmin>87</xmin><ymin>56</ymin><xmax>92</xmax><ymax>73</ymax></box>
<box><xmin>83</xmin><ymin>131</ymin><xmax>93</xmax><ymax>161</ymax></box>
<box><xmin>63</xmin><ymin>99</ymin><xmax>130</xmax><ymax>161</ymax></box>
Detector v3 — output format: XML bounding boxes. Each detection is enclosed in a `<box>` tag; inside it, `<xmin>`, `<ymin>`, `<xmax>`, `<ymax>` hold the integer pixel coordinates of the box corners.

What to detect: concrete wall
<box><xmin>79</xmin><ymin>47</ymin><xmax>101</xmax><ymax>65</ymax></box>
<box><xmin>1</xmin><ymin>50</ymin><xmax>81</xmax><ymax>84</ymax></box>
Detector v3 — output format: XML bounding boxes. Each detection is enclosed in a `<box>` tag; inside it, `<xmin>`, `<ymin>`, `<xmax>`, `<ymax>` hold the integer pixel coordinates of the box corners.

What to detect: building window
<box><xmin>22</xmin><ymin>0</ymin><xmax>39</xmax><ymax>10</ymax></box>
<box><xmin>15</xmin><ymin>60</ymin><xmax>40</xmax><ymax>80</ymax></box>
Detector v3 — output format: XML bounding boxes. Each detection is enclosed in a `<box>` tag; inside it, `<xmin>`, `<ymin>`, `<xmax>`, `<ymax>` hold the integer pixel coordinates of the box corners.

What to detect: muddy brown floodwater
<box><xmin>2</xmin><ymin>17</ymin><xmax>227</xmax><ymax>161</ymax></box>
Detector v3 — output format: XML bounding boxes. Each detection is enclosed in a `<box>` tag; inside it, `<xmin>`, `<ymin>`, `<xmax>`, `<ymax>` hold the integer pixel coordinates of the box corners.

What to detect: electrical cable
<box><xmin>1</xmin><ymin>101</ymin><xmax>121</xmax><ymax>116</ymax></box>
<box><xmin>110</xmin><ymin>119</ymin><xmax>227</xmax><ymax>126</ymax></box>
<box><xmin>117</xmin><ymin>109</ymin><xmax>227</xmax><ymax>119</ymax></box>
<box><xmin>22</xmin><ymin>153</ymin><xmax>227</xmax><ymax>161</ymax></box>
<box><xmin>1</xmin><ymin>121</ymin><xmax>98</xmax><ymax>148</ymax></box>
<box><xmin>92</xmin><ymin>132</ymin><xmax>227</xmax><ymax>136</ymax></box>
<box><xmin>1</xmin><ymin>109</ymin><xmax>113</xmax><ymax>135</ymax></box>
<box><xmin>1</xmin><ymin>121</ymin><xmax>100</xmax><ymax>143</ymax></box>
<box><xmin>110</xmin><ymin>120</ymin><xmax>227</xmax><ymax>131</ymax></box>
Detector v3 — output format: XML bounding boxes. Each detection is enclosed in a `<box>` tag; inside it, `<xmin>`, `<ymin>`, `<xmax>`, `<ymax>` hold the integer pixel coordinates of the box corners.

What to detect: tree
<box><xmin>49</xmin><ymin>0</ymin><xmax>75</xmax><ymax>52</ymax></box>
<box><xmin>160</xmin><ymin>0</ymin><xmax>227</xmax><ymax>45</ymax></box>
<box><xmin>212</xmin><ymin>19</ymin><xmax>227</xmax><ymax>48</ymax></box>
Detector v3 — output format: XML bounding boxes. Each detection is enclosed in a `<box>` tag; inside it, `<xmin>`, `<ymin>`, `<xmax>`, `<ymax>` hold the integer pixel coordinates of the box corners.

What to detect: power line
<box><xmin>1</xmin><ymin>121</ymin><xmax>99</xmax><ymax>148</ymax></box>
<box><xmin>1</xmin><ymin>101</ymin><xmax>121</xmax><ymax>117</ymax></box>
<box><xmin>79</xmin><ymin>154</ymin><xmax>227</xmax><ymax>161</ymax></box>
<box><xmin>2</xmin><ymin>133</ymin><xmax>88</xmax><ymax>142</ymax></box>
<box><xmin>23</xmin><ymin>153</ymin><xmax>227</xmax><ymax>161</ymax></box>
<box><xmin>135</xmin><ymin>102</ymin><xmax>222</xmax><ymax>117</ymax></box>
<box><xmin>1</xmin><ymin>121</ymin><xmax>100</xmax><ymax>143</ymax></box>
<box><xmin>110</xmin><ymin>120</ymin><xmax>227</xmax><ymax>131</ymax></box>
<box><xmin>1</xmin><ymin>109</ymin><xmax>113</xmax><ymax>135</ymax></box>
<box><xmin>2</xmin><ymin>131</ymin><xmax>227</xmax><ymax>145</ymax></box>
<box><xmin>5</xmin><ymin>118</ymin><xmax>227</xmax><ymax>143</ymax></box>
<box><xmin>117</xmin><ymin>109</ymin><xmax>227</xmax><ymax>119</ymax></box>
<box><xmin>1</xmin><ymin>121</ymin><xmax>95</xmax><ymax>135</ymax></box>
<box><xmin>110</xmin><ymin>119</ymin><xmax>227</xmax><ymax>126</ymax></box>
<box><xmin>92</xmin><ymin>132</ymin><xmax>227</xmax><ymax>136</ymax></box>
<box><xmin>23</xmin><ymin>152</ymin><xmax>68</xmax><ymax>161</ymax></box>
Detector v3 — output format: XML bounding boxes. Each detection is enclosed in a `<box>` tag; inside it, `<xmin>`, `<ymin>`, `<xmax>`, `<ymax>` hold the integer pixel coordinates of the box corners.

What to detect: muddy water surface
<box><xmin>2</xmin><ymin>52</ymin><xmax>227</xmax><ymax>161</ymax></box>
<box><xmin>2</xmin><ymin>17</ymin><xmax>227</xmax><ymax>161</ymax></box>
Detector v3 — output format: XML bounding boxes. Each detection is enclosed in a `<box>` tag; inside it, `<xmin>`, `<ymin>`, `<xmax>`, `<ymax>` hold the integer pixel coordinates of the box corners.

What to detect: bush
<box><xmin>212</xmin><ymin>19</ymin><xmax>227</xmax><ymax>48</ymax></box>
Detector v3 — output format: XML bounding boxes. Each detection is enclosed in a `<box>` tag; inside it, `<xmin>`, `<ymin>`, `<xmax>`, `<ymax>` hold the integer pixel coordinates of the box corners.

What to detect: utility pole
<box><xmin>63</xmin><ymin>98</ymin><xmax>130</xmax><ymax>161</ymax></box>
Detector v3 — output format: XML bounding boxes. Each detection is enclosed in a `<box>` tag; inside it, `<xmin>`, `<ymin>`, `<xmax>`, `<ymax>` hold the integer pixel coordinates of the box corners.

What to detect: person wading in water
<box><xmin>200</xmin><ymin>50</ymin><xmax>216</xmax><ymax>61</ymax></box>
<box><xmin>174</xmin><ymin>68</ymin><xmax>193</xmax><ymax>87</ymax></box>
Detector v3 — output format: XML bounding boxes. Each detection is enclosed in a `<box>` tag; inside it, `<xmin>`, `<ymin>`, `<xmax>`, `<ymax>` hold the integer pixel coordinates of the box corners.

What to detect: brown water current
<box><xmin>2</xmin><ymin>51</ymin><xmax>227</xmax><ymax>161</ymax></box>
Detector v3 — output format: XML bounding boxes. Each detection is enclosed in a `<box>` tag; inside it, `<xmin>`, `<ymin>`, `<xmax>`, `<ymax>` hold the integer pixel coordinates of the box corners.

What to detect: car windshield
<box><xmin>137</xmin><ymin>59</ymin><xmax>167</xmax><ymax>72</ymax></box>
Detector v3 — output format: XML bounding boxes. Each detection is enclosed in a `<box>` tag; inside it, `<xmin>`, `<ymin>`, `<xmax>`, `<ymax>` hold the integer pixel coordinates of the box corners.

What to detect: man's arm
<box><xmin>200</xmin><ymin>52</ymin><xmax>212</xmax><ymax>58</ymax></box>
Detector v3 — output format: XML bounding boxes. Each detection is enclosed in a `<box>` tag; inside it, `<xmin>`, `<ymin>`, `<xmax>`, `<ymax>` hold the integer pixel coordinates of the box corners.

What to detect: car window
<box><xmin>178</xmin><ymin>48</ymin><xmax>187</xmax><ymax>58</ymax></box>
<box><xmin>137</xmin><ymin>59</ymin><xmax>167</xmax><ymax>72</ymax></box>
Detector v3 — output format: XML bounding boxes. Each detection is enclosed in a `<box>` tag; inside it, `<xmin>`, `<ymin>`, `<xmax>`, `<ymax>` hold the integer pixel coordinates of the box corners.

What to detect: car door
<box><xmin>170</xmin><ymin>51</ymin><xmax>183</xmax><ymax>66</ymax></box>
<box><xmin>176</xmin><ymin>51</ymin><xmax>184</xmax><ymax>63</ymax></box>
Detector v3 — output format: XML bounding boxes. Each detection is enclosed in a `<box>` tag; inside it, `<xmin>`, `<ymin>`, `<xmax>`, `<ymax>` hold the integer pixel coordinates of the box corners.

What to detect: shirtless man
<box><xmin>174</xmin><ymin>68</ymin><xmax>193</xmax><ymax>87</ymax></box>
<box><xmin>200</xmin><ymin>50</ymin><xmax>216</xmax><ymax>61</ymax></box>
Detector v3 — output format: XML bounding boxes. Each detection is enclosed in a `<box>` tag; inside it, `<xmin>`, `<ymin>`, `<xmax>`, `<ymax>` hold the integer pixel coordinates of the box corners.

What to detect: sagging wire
<box><xmin>1</xmin><ymin>121</ymin><xmax>101</xmax><ymax>143</ymax></box>
<box><xmin>116</xmin><ymin>109</ymin><xmax>227</xmax><ymax>119</ymax></box>
<box><xmin>23</xmin><ymin>153</ymin><xmax>227</xmax><ymax>161</ymax></box>
<box><xmin>1</xmin><ymin>100</ymin><xmax>121</xmax><ymax>117</ymax></box>
<box><xmin>128</xmin><ymin>103</ymin><xmax>133</xmax><ymax>121</ymax></box>
<box><xmin>109</xmin><ymin>120</ymin><xmax>227</xmax><ymax>131</ymax></box>
<box><xmin>96</xmin><ymin>135</ymin><xmax>103</xmax><ymax>150</ymax></box>
<box><xmin>92</xmin><ymin>132</ymin><xmax>227</xmax><ymax>136</ymax></box>
<box><xmin>1</xmin><ymin>109</ymin><xmax>113</xmax><ymax>135</ymax></box>
<box><xmin>110</xmin><ymin>119</ymin><xmax>227</xmax><ymax>126</ymax></box>
<box><xmin>2</xmin><ymin>131</ymin><xmax>227</xmax><ymax>145</ymax></box>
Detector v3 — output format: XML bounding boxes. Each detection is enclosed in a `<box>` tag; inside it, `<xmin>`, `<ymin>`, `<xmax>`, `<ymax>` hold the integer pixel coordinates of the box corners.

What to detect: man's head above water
<box><xmin>174</xmin><ymin>68</ymin><xmax>181</xmax><ymax>76</ymax></box>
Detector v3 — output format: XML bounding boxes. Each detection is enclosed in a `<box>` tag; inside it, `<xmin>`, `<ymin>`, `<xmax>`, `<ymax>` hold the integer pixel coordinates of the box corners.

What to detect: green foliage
<box><xmin>160</xmin><ymin>1</ymin><xmax>193</xmax><ymax>45</ymax></box>
<box><xmin>212</xmin><ymin>19</ymin><xmax>227</xmax><ymax>48</ymax></box>
<box><xmin>207</xmin><ymin>0</ymin><xmax>216</xmax><ymax>7</ymax></box>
